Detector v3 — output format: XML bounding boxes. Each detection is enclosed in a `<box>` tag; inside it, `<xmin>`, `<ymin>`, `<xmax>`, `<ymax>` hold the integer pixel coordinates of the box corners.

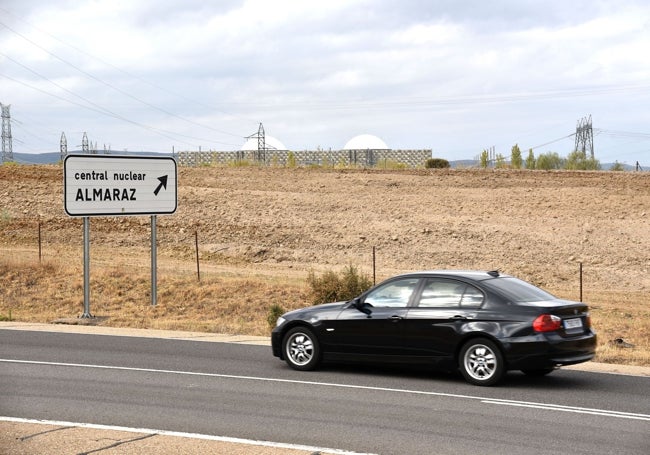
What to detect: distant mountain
<box><xmin>602</xmin><ymin>162</ymin><xmax>644</xmax><ymax>171</ymax></box>
<box><xmin>450</xmin><ymin>159</ymin><xmax>479</xmax><ymax>168</ymax></box>
<box><xmin>12</xmin><ymin>152</ymin><xmax>62</xmax><ymax>164</ymax></box>
<box><xmin>10</xmin><ymin>151</ymin><xmax>175</xmax><ymax>165</ymax></box>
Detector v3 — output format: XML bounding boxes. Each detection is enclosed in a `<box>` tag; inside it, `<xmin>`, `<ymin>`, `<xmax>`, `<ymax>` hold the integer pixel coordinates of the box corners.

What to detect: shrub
<box><xmin>228</xmin><ymin>159</ymin><xmax>251</xmax><ymax>167</ymax></box>
<box><xmin>1</xmin><ymin>209</ymin><xmax>11</xmax><ymax>223</ymax></box>
<box><xmin>307</xmin><ymin>265</ymin><xmax>372</xmax><ymax>305</ymax></box>
<box><xmin>267</xmin><ymin>304</ymin><xmax>285</xmax><ymax>329</ymax></box>
<box><xmin>565</xmin><ymin>151</ymin><xmax>601</xmax><ymax>170</ymax></box>
<box><xmin>0</xmin><ymin>309</ymin><xmax>11</xmax><ymax>321</ymax></box>
<box><xmin>378</xmin><ymin>159</ymin><xmax>408</xmax><ymax>170</ymax></box>
<box><xmin>536</xmin><ymin>152</ymin><xmax>564</xmax><ymax>170</ymax></box>
<box><xmin>425</xmin><ymin>158</ymin><xmax>450</xmax><ymax>169</ymax></box>
<box><xmin>287</xmin><ymin>151</ymin><xmax>297</xmax><ymax>168</ymax></box>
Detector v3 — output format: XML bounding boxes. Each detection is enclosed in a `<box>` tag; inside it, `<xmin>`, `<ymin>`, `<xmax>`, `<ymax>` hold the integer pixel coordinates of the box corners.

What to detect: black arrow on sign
<box><xmin>153</xmin><ymin>175</ymin><xmax>168</xmax><ymax>196</ymax></box>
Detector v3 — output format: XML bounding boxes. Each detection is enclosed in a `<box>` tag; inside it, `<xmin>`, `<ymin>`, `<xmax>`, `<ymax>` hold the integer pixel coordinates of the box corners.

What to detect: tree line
<box><xmin>478</xmin><ymin>145</ymin><xmax>624</xmax><ymax>171</ymax></box>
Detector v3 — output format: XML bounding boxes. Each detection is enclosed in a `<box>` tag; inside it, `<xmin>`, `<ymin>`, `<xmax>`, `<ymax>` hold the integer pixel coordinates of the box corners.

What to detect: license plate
<box><xmin>564</xmin><ymin>318</ymin><xmax>583</xmax><ymax>330</ymax></box>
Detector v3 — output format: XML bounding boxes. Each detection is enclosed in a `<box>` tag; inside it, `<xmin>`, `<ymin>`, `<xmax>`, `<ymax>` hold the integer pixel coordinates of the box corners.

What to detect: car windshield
<box><xmin>483</xmin><ymin>277</ymin><xmax>557</xmax><ymax>303</ymax></box>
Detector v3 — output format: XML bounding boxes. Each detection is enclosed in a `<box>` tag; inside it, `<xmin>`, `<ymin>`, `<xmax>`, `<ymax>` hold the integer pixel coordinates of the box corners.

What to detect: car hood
<box><xmin>283</xmin><ymin>301</ymin><xmax>348</xmax><ymax>319</ymax></box>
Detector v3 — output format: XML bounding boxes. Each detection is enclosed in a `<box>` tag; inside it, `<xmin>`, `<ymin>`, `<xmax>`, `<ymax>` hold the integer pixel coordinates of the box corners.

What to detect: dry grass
<box><xmin>0</xmin><ymin>256</ymin><xmax>308</xmax><ymax>336</ymax></box>
<box><xmin>583</xmin><ymin>291</ymin><xmax>650</xmax><ymax>365</ymax></box>
<box><xmin>1</xmin><ymin>255</ymin><xmax>648</xmax><ymax>366</ymax></box>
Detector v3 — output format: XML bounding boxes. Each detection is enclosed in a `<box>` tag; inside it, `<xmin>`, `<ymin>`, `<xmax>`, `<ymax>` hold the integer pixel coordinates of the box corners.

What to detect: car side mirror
<box><xmin>352</xmin><ymin>298</ymin><xmax>372</xmax><ymax>316</ymax></box>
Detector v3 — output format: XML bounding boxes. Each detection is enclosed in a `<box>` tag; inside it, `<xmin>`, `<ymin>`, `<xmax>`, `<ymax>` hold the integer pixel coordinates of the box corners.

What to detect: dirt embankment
<box><xmin>2</xmin><ymin>165</ymin><xmax>648</xmax><ymax>293</ymax></box>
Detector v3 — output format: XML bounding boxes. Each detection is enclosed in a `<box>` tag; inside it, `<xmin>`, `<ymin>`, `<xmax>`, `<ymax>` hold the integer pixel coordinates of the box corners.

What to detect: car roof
<box><xmin>392</xmin><ymin>270</ymin><xmax>512</xmax><ymax>281</ymax></box>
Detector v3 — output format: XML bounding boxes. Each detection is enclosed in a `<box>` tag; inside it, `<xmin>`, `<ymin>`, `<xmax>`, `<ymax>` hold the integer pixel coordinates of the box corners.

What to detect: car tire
<box><xmin>521</xmin><ymin>368</ymin><xmax>555</xmax><ymax>377</ymax></box>
<box><xmin>459</xmin><ymin>338</ymin><xmax>505</xmax><ymax>386</ymax></box>
<box><xmin>282</xmin><ymin>326</ymin><xmax>321</xmax><ymax>371</ymax></box>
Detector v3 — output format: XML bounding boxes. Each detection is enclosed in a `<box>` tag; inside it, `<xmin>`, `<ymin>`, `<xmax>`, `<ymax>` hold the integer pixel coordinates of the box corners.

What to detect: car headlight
<box><xmin>275</xmin><ymin>316</ymin><xmax>286</xmax><ymax>327</ymax></box>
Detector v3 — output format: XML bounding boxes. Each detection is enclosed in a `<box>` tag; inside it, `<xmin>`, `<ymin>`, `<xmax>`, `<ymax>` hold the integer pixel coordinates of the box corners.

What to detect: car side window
<box><xmin>364</xmin><ymin>278</ymin><xmax>419</xmax><ymax>308</ymax></box>
<box><xmin>417</xmin><ymin>279</ymin><xmax>484</xmax><ymax>308</ymax></box>
<box><xmin>459</xmin><ymin>285</ymin><xmax>484</xmax><ymax>308</ymax></box>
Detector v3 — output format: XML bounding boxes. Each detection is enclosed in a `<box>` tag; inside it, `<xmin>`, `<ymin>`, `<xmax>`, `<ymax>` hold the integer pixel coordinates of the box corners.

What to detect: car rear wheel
<box><xmin>459</xmin><ymin>338</ymin><xmax>505</xmax><ymax>386</ymax></box>
<box><xmin>283</xmin><ymin>327</ymin><xmax>321</xmax><ymax>371</ymax></box>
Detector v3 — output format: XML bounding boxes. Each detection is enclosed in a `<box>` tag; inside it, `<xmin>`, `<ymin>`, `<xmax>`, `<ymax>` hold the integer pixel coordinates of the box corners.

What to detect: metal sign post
<box><xmin>82</xmin><ymin>216</ymin><xmax>92</xmax><ymax>318</ymax></box>
<box><xmin>151</xmin><ymin>215</ymin><xmax>157</xmax><ymax>307</ymax></box>
<box><xmin>64</xmin><ymin>155</ymin><xmax>177</xmax><ymax>316</ymax></box>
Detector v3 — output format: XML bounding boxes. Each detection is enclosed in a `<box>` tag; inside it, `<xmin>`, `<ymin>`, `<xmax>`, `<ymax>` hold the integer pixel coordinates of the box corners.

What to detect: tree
<box><xmin>565</xmin><ymin>151</ymin><xmax>601</xmax><ymax>170</ymax></box>
<box><xmin>480</xmin><ymin>149</ymin><xmax>489</xmax><ymax>168</ymax></box>
<box><xmin>511</xmin><ymin>144</ymin><xmax>522</xmax><ymax>169</ymax></box>
<box><xmin>525</xmin><ymin>149</ymin><xmax>535</xmax><ymax>169</ymax></box>
<box><xmin>536</xmin><ymin>152</ymin><xmax>563</xmax><ymax>170</ymax></box>
<box><xmin>610</xmin><ymin>161</ymin><xmax>625</xmax><ymax>171</ymax></box>
<box><xmin>495</xmin><ymin>153</ymin><xmax>507</xmax><ymax>169</ymax></box>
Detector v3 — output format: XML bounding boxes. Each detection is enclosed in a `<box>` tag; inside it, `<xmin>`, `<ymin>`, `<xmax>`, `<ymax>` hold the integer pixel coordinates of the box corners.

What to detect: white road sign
<box><xmin>64</xmin><ymin>154</ymin><xmax>177</xmax><ymax>216</ymax></box>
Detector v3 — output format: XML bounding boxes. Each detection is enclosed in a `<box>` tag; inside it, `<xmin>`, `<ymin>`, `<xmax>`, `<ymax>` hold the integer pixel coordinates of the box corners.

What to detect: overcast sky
<box><xmin>2</xmin><ymin>0</ymin><xmax>649</xmax><ymax>164</ymax></box>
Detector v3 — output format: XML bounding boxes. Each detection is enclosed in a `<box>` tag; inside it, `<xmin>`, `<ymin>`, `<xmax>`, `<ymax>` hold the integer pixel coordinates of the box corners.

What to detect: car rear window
<box><xmin>483</xmin><ymin>277</ymin><xmax>556</xmax><ymax>303</ymax></box>
<box><xmin>417</xmin><ymin>278</ymin><xmax>484</xmax><ymax>308</ymax></box>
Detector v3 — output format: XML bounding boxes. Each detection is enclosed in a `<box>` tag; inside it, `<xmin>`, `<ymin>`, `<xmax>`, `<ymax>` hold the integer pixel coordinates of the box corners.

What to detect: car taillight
<box><xmin>533</xmin><ymin>314</ymin><xmax>562</xmax><ymax>332</ymax></box>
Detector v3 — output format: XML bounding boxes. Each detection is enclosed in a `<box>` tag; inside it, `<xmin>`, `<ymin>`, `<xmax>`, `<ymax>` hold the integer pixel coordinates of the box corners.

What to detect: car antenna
<box><xmin>487</xmin><ymin>270</ymin><xmax>500</xmax><ymax>277</ymax></box>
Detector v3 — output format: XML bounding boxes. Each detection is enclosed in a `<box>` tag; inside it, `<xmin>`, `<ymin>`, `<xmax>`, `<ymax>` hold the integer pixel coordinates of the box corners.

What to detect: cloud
<box><xmin>1</xmin><ymin>0</ymin><xmax>650</xmax><ymax>163</ymax></box>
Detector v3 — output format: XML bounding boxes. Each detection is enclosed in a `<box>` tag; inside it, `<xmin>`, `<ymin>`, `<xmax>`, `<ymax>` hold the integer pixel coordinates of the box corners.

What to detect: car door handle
<box><xmin>450</xmin><ymin>315</ymin><xmax>469</xmax><ymax>320</ymax></box>
<box><xmin>389</xmin><ymin>315</ymin><xmax>403</xmax><ymax>322</ymax></box>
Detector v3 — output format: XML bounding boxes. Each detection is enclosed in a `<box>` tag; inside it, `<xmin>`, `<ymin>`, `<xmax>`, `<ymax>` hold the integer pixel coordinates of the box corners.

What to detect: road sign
<box><xmin>64</xmin><ymin>154</ymin><xmax>177</xmax><ymax>216</ymax></box>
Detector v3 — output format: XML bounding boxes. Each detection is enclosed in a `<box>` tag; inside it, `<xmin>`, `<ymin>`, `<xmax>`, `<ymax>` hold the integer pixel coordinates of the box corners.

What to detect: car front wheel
<box><xmin>459</xmin><ymin>338</ymin><xmax>505</xmax><ymax>386</ymax></box>
<box><xmin>283</xmin><ymin>326</ymin><xmax>321</xmax><ymax>371</ymax></box>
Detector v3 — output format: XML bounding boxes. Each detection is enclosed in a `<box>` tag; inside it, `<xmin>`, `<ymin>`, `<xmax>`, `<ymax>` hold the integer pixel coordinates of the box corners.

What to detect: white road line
<box><xmin>0</xmin><ymin>416</ymin><xmax>375</xmax><ymax>455</ymax></box>
<box><xmin>3</xmin><ymin>358</ymin><xmax>650</xmax><ymax>422</ymax></box>
<box><xmin>482</xmin><ymin>401</ymin><xmax>650</xmax><ymax>421</ymax></box>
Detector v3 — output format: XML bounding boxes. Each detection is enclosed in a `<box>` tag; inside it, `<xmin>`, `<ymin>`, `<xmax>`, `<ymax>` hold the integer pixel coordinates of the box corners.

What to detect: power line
<box><xmin>0</xmin><ymin>72</ymin><xmax>240</xmax><ymax>149</ymax></box>
<box><xmin>219</xmin><ymin>83</ymin><xmax>650</xmax><ymax>113</ymax></box>
<box><xmin>0</xmin><ymin>72</ymin><xmax>192</xmax><ymax>147</ymax></box>
<box><xmin>0</xmin><ymin>7</ymin><xmax>261</xmax><ymax>129</ymax></box>
<box><xmin>0</xmin><ymin>19</ymin><xmax>249</xmax><ymax>143</ymax></box>
<box><xmin>10</xmin><ymin>121</ymin><xmax>52</xmax><ymax>146</ymax></box>
<box><xmin>595</xmin><ymin>129</ymin><xmax>650</xmax><ymax>140</ymax></box>
<box><xmin>529</xmin><ymin>133</ymin><xmax>575</xmax><ymax>151</ymax></box>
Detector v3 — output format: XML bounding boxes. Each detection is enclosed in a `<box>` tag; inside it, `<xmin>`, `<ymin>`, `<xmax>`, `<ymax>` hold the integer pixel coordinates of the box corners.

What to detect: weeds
<box><xmin>0</xmin><ymin>309</ymin><xmax>11</xmax><ymax>321</ymax></box>
<box><xmin>307</xmin><ymin>265</ymin><xmax>372</xmax><ymax>305</ymax></box>
<box><xmin>267</xmin><ymin>304</ymin><xmax>285</xmax><ymax>328</ymax></box>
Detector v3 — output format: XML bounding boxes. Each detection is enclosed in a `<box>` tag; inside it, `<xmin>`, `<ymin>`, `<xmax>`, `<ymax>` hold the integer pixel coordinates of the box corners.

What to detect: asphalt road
<box><xmin>1</xmin><ymin>328</ymin><xmax>649</xmax><ymax>455</ymax></box>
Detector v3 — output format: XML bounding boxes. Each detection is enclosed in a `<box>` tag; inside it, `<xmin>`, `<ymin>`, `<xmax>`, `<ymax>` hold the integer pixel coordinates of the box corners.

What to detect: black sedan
<box><xmin>271</xmin><ymin>270</ymin><xmax>597</xmax><ymax>386</ymax></box>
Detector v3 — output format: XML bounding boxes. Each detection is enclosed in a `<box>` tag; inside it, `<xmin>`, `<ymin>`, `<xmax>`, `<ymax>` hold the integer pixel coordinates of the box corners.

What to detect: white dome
<box><xmin>343</xmin><ymin>134</ymin><xmax>389</xmax><ymax>150</ymax></box>
<box><xmin>240</xmin><ymin>135</ymin><xmax>287</xmax><ymax>151</ymax></box>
